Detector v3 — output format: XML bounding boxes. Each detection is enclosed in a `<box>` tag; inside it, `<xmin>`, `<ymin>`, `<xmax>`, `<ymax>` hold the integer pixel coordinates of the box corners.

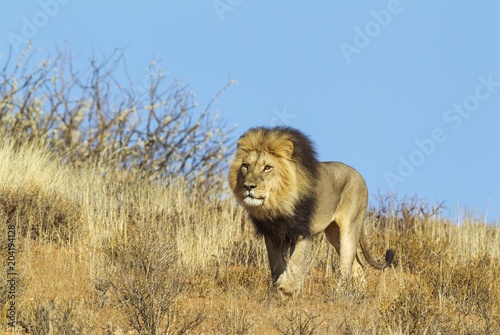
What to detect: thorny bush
<box><xmin>0</xmin><ymin>45</ymin><xmax>235</xmax><ymax>184</ymax></box>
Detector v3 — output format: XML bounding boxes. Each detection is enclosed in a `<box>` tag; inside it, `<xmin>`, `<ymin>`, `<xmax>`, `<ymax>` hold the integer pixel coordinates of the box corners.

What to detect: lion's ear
<box><xmin>237</xmin><ymin>136</ymin><xmax>251</xmax><ymax>152</ymax></box>
<box><xmin>237</xmin><ymin>137</ymin><xmax>244</xmax><ymax>148</ymax></box>
<box><xmin>281</xmin><ymin>140</ymin><xmax>294</xmax><ymax>159</ymax></box>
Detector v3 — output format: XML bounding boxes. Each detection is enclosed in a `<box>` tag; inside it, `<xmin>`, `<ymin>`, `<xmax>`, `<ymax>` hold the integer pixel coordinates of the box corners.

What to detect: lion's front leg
<box><xmin>264</xmin><ymin>235</ymin><xmax>287</xmax><ymax>283</ymax></box>
<box><xmin>265</xmin><ymin>236</ymin><xmax>312</xmax><ymax>297</ymax></box>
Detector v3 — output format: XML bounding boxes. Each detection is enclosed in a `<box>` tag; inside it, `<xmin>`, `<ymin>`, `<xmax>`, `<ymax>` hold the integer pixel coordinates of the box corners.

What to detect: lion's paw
<box><xmin>276</xmin><ymin>271</ymin><xmax>302</xmax><ymax>298</ymax></box>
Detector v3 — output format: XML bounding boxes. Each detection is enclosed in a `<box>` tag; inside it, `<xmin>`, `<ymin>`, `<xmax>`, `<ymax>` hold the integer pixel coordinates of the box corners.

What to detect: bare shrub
<box><xmin>99</xmin><ymin>220</ymin><xmax>205</xmax><ymax>335</ymax></box>
<box><xmin>18</xmin><ymin>299</ymin><xmax>94</xmax><ymax>335</ymax></box>
<box><xmin>214</xmin><ymin>304</ymin><xmax>256</xmax><ymax>335</ymax></box>
<box><xmin>272</xmin><ymin>309</ymin><xmax>322</xmax><ymax>335</ymax></box>
<box><xmin>368</xmin><ymin>193</ymin><xmax>446</xmax><ymax>231</ymax></box>
<box><xmin>379</xmin><ymin>279</ymin><xmax>453</xmax><ymax>334</ymax></box>
<box><xmin>436</xmin><ymin>255</ymin><xmax>499</xmax><ymax>334</ymax></box>
<box><xmin>0</xmin><ymin>45</ymin><xmax>235</xmax><ymax>184</ymax></box>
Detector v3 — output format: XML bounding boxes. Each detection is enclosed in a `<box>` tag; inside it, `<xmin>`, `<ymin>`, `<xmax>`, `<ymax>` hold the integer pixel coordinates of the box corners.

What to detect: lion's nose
<box><xmin>243</xmin><ymin>182</ymin><xmax>256</xmax><ymax>191</ymax></box>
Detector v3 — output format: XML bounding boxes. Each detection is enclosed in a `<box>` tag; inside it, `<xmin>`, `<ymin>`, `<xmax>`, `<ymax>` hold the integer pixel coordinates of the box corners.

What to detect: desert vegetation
<box><xmin>1</xmin><ymin>48</ymin><xmax>499</xmax><ymax>334</ymax></box>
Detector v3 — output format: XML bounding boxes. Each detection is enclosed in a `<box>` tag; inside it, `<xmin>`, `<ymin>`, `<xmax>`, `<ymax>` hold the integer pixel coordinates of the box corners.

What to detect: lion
<box><xmin>229</xmin><ymin>126</ymin><xmax>395</xmax><ymax>296</ymax></box>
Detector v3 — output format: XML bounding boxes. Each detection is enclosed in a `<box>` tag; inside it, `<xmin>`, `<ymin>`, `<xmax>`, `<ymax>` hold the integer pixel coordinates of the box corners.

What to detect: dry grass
<box><xmin>1</xmin><ymin>140</ymin><xmax>499</xmax><ymax>335</ymax></box>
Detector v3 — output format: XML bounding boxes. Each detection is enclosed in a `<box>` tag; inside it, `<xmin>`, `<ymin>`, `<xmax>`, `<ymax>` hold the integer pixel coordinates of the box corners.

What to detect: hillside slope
<box><xmin>1</xmin><ymin>141</ymin><xmax>499</xmax><ymax>334</ymax></box>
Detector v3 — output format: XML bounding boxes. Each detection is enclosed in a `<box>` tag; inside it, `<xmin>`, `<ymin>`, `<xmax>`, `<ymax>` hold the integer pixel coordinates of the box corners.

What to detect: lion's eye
<box><xmin>263</xmin><ymin>165</ymin><xmax>273</xmax><ymax>172</ymax></box>
<box><xmin>241</xmin><ymin>163</ymin><xmax>249</xmax><ymax>171</ymax></box>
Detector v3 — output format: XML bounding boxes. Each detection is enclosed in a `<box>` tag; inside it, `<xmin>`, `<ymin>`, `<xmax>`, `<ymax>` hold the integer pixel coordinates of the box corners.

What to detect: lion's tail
<box><xmin>359</xmin><ymin>229</ymin><xmax>395</xmax><ymax>270</ymax></box>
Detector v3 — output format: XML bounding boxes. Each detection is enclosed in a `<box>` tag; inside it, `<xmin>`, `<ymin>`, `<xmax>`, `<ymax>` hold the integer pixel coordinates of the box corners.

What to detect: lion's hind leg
<box><xmin>324</xmin><ymin>220</ymin><xmax>365</xmax><ymax>282</ymax></box>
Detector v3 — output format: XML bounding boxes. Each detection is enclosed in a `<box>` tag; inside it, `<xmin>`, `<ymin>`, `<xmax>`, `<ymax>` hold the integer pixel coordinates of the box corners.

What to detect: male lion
<box><xmin>229</xmin><ymin>126</ymin><xmax>395</xmax><ymax>296</ymax></box>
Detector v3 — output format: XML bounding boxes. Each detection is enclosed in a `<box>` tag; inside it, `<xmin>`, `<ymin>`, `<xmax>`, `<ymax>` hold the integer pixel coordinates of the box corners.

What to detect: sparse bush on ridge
<box><xmin>0</xmin><ymin>45</ymin><xmax>236</xmax><ymax>184</ymax></box>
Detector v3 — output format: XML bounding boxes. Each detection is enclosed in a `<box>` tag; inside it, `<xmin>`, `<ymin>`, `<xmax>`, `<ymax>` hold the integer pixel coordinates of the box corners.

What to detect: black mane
<box><xmin>247</xmin><ymin>126</ymin><xmax>319</xmax><ymax>250</ymax></box>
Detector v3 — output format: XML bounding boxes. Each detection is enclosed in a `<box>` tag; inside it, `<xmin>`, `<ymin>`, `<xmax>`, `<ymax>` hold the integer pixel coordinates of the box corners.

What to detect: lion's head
<box><xmin>229</xmin><ymin>127</ymin><xmax>319</xmax><ymax>223</ymax></box>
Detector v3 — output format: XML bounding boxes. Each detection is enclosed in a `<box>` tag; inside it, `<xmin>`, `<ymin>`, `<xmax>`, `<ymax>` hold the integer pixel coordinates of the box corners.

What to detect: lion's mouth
<box><xmin>243</xmin><ymin>194</ymin><xmax>265</xmax><ymax>207</ymax></box>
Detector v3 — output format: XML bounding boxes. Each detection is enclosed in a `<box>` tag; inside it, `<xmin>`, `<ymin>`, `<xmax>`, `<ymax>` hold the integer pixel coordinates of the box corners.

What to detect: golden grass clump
<box><xmin>0</xmin><ymin>140</ymin><xmax>82</xmax><ymax>244</ymax></box>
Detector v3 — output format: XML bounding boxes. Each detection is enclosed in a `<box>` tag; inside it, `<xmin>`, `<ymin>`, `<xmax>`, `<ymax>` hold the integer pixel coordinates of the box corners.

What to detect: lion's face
<box><xmin>234</xmin><ymin>150</ymin><xmax>284</xmax><ymax>208</ymax></box>
<box><xmin>229</xmin><ymin>131</ymin><xmax>300</xmax><ymax>219</ymax></box>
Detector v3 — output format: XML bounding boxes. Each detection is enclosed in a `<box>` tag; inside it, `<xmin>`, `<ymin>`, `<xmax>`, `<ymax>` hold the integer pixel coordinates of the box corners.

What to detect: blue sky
<box><xmin>1</xmin><ymin>1</ymin><xmax>499</xmax><ymax>222</ymax></box>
